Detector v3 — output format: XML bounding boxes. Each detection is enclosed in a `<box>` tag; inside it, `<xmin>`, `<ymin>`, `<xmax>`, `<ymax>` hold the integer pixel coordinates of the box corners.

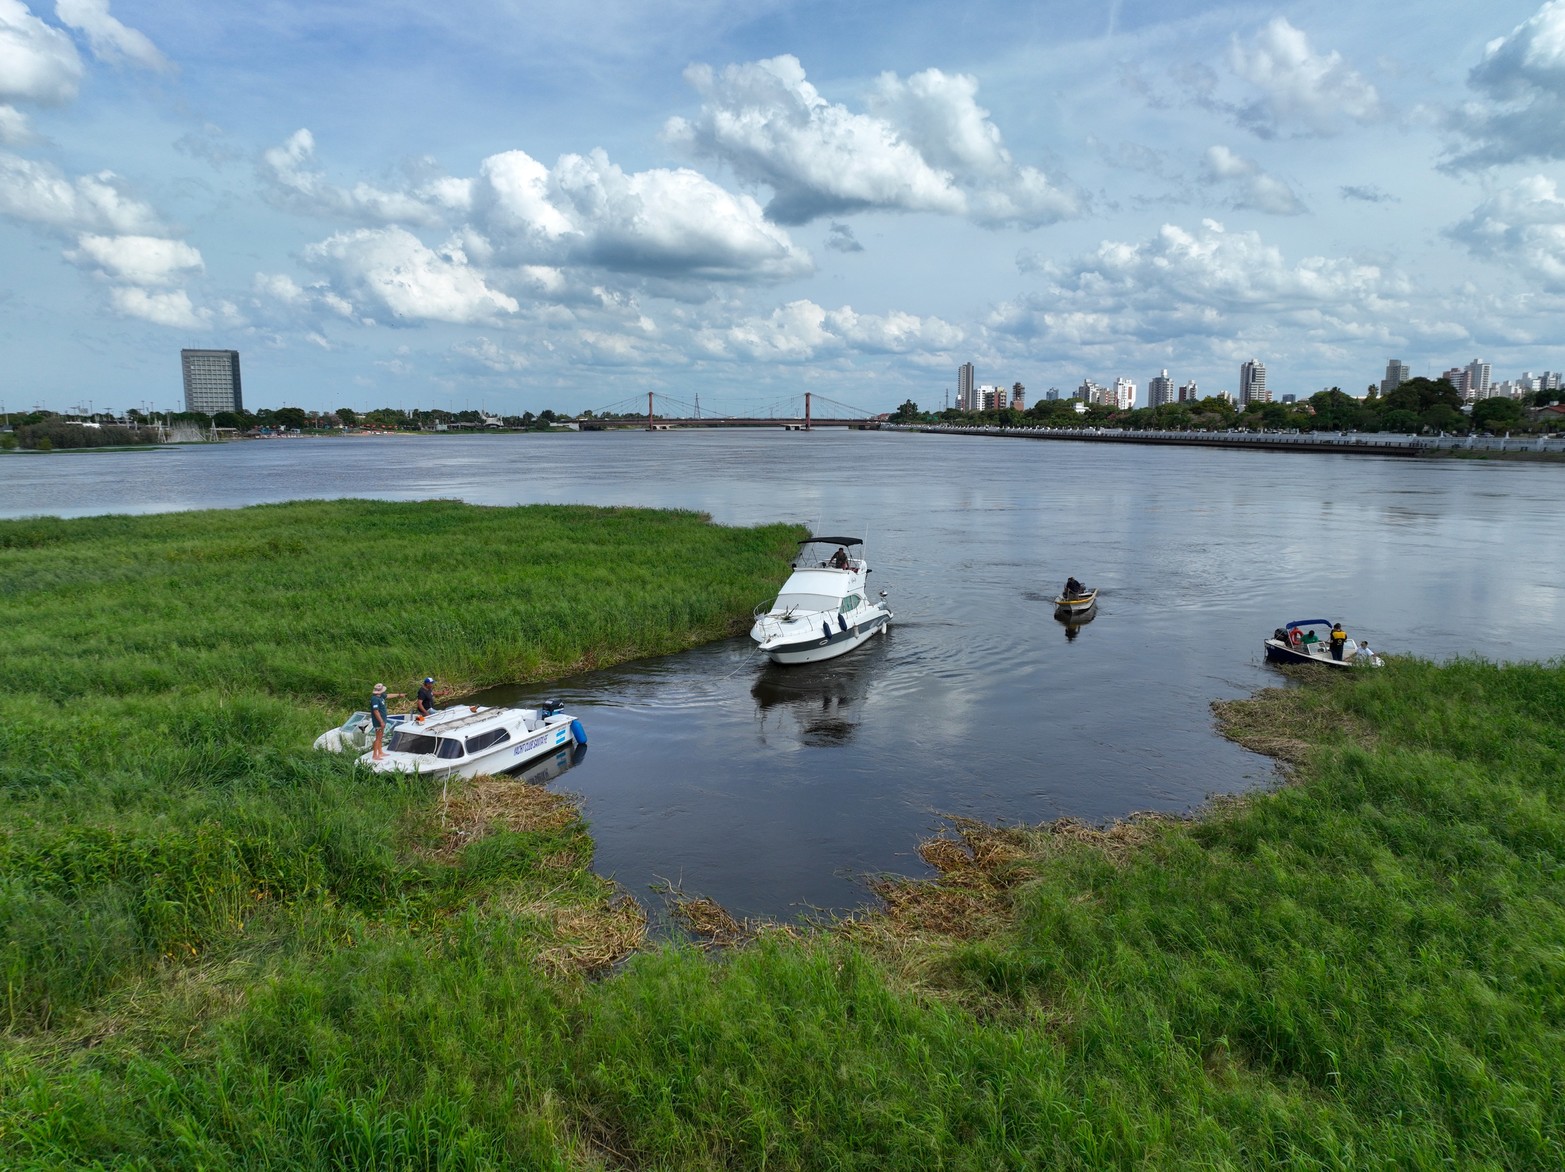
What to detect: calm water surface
<box><xmin>6</xmin><ymin>432</ymin><xmax>1563</xmax><ymax>919</ymax></box>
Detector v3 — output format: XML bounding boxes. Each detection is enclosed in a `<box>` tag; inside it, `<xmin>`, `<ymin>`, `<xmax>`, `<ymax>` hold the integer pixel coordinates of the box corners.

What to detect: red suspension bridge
<box><xmin>578</xmin><ymin>391</ymin><xmax>883</xmax><ymax>430</ymax></box>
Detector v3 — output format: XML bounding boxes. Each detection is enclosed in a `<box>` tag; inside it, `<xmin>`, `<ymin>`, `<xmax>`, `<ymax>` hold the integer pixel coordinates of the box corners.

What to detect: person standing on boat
<box><xmin>830</xmin><ymin>547</ymin><xmax>849</xmax><ymax>569</ymax></box>
<box><xmin>1329</xmin><ymin>622</ymin><xmax>1348</xmax><ymax>662</ymax></box>
<box><xmin>415</xmin><ymin>676</ymin><xmax>440</xmax><ymax>722</ymax></box>
<box><xmin>1064</xmin><ymin>576</ymin><xmax>1084</xmax><ymax>598</ymax></box>
<box><xmin>370</xmin><ymin>682</ymin><xmax>405</xmax><ymax>760</ymax></box>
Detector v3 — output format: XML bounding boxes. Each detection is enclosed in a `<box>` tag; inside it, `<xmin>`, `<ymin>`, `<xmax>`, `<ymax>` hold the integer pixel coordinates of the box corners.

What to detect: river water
<box><xmin>5</xmin><ymin>432</ymin><xmax>1562</xmax><ymax>920</ymax></box>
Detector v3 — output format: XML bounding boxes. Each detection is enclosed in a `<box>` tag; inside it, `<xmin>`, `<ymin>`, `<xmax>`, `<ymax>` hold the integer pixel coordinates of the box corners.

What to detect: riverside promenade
<box><xmin>886</xmin><ymin>423</ymin><xmax>1565</xmax><ymax>458</ymax></box>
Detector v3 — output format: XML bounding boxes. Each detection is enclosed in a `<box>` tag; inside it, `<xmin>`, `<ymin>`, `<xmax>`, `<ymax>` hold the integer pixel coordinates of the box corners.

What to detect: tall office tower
<box><xmin>1148</xmin><ymin>369</ymin><xmax>1175</xmax><ymax>407</ymax></box>
<box><xmin>1239</xmin><ymin>359</ymin><xmax>1267</xmax><ymax>405</ymax></box>
<box><xmin>181</xmin><ymin>349</ymin><xmax>243</xmax><ymax>414</ymax></box>
<box><xmin>1178</xmin><ymin>380</ymin><xmax>1199</xmax><ymax>402</ymax></box>
<box><xmin>1380</xmin><ymin>358</ymin><xmax>1410</xmax><ymax>396</ymax></box>
<box><xmin>1464</xmin><ymin>359</ymin><xmax>1491</xmax><ymax>400</ymax></box>
<box><xmin>957</xmin><ymin>362</ymin><xmax>975</xmax><ymax>411</ymax></box>
<box><xmin>1112</xmin><ymin>377</ymin><xmax>1137</xmax><ymax>410</ymax></box>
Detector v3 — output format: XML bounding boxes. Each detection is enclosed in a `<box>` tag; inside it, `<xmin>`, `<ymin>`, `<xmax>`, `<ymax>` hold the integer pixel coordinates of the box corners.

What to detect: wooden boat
<box><xmin>1053</xmin><ymin>586</ymin><xmax>1098</xmax><ymax>618</ymax></box>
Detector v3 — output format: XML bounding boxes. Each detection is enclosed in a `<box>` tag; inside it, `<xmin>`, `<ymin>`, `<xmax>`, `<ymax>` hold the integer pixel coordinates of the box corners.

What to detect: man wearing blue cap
<box><xmin>415</xmin><ymin>676</ymin><xmax>441</xmax><ymax>722</ymax></box>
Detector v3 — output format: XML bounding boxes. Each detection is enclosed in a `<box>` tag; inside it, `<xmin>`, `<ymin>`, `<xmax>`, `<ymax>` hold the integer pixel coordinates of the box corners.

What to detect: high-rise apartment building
<box><xmin>1177</xmin><ymin>380</ymin><xmax>1199</xmax><ymax>402</ymax></box>
<box><xmin>181</xmin><ymin>349</ymin><xmax>243</xmax><ymax>415</ymax></box>
<box><xmin>1441</xmin><ymin>367</ymin><xmax>1470</xmax><ymax>397</ymax></box>
<box><xmin>957</xmin><ymin>362</ymin><xmax>975</xmax><ymax>411</ymax></box>
<box><xmin>1111</xmin><ymin>377</ymin><xmax>1137</xmax><ymax>410</ymax></box>
<box><xmin>1240</xmin><ymin>359</ymin><xmax>1268</xmax><ymax>405</ymax></box>
<box><xmin>1381</xmin><ymin>358</ymin><xmax>1410</xmax><ymax>396</ymax></box>
<box><xmin>1011</xmin><ymin>383</ymin><xmax>1025</xmax><ymax>411</ymax></box>
<box><xmin>1464</xmin><ymin>358</ymin><xmax>1491</xmax><ymax>401</ymax></box>
<box><xmin>1148</xmin><ymin>370</ymin><xmax>1175</xmax><ymax>408</ymax></box>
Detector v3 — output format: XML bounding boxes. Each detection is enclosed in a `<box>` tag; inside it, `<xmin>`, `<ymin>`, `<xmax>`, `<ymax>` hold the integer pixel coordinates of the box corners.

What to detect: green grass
<box><xmin>2</xmin><ymin>504</ymin><xmax>1563</xmax><ymax>1167</ymax></box>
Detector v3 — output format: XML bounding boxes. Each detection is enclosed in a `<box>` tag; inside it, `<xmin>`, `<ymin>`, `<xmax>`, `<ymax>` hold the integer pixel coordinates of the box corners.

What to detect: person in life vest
<box><xmin>1329</xmin><ymin>622</ymin><xmax>1347</xmax><ymax>661</ymax></box>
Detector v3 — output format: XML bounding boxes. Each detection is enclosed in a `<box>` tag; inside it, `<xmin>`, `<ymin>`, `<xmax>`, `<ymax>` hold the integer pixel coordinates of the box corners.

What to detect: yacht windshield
<box><xmin>772</xmin><ymin>592</ymin><xmax>838</xmax><ymax>615</ymax></box>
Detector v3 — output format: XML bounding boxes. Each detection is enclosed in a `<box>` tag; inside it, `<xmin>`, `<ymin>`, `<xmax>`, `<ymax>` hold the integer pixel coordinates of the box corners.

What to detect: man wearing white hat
<box><xmin>369</xmin><ymin>682</ymin><xmax>405</xmax><ymax>760</ymax></box>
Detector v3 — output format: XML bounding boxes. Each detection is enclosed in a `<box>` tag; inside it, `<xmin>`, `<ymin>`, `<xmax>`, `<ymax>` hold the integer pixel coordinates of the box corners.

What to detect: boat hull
<box><xmin>759</xmin><ymin>610</ymin><xmax>891</xmax><ymax>665</ymax></box>
<box><xmin>1263</xmin><ymin>638</ymin><xmax>1360</xmax><ymax>668</ymax></box>
<box><xmin>1052</xmin><ymin>588</ymin><xmax>1098</xmax><ymax>619</ymax></box>
<box><xmin>361</xmin><ymin>713</ymin><xmax>582</xmax><ymax>779</ymax></box>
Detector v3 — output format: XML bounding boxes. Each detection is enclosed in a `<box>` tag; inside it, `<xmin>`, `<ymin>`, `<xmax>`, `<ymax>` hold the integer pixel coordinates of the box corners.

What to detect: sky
<box><xmin>4</xmin><ymin>0</ymin><xmax>1565</xmax><ymax>417</ymax></box>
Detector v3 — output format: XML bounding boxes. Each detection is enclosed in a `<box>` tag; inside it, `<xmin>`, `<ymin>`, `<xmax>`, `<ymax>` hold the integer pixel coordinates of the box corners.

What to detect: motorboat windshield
<box><xmin>772</xmin><ymin>591</ymin><xmax>842</xmax><ymax>614</ymax></box>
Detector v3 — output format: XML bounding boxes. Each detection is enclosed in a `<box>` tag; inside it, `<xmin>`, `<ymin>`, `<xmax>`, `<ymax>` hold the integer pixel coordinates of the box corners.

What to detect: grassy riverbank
<box><xmin>4</xmin><ymin>505</ymin><xmax>1563</xmax><ymax>1167</ymax></box>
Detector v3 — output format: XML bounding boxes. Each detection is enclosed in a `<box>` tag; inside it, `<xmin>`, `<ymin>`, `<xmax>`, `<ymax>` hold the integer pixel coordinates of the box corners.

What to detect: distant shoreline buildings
<box><xmin>948</xmin><ymin>353</ymin><xmax>1558</xmax><ymax>415</ymax></box>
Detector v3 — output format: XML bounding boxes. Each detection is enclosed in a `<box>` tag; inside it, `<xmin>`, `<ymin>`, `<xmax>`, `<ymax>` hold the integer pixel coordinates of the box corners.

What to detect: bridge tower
<box><xmin>805</xmin><ymin>391</ymin><xmax>811</xmax><ymax>431</ymax></box>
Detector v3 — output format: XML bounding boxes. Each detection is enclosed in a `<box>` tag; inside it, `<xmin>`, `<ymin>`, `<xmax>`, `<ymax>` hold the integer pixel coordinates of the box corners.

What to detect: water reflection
<box><xmin>511</xmin><ymin>742</ymin><xmax>589</xmax><ymax>786</ymax></box>
<box><xmin>751</xmin><ymin>648</ymin><xmax>885</xmax><ymax>748</ymax></box>
<box><xmin>1058</xmin><ymin>608</ymin><xmax>1097</xmax><ymax>641</ymax></box>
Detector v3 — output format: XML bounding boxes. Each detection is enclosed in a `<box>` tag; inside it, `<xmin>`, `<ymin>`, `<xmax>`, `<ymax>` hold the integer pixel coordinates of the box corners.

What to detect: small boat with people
<box><xmin>314</xmin><ymin>709</ymin><xmax>418</xmax><ymax>753</ymax></box>
<box><xmin>750</xmin><ymin>535</ymin><xmax>893</xmax><ymax>665</ymax></box>
<box><xmin>1264</xmin><ymin>619</ymin><xmax>1382</xmax><ymax>668</ymax></box>
<box><xmin>358</xmin><ymin>701</ymin><xmax>587</xmax><ymax>779</ymax></box>
<box><xmin>1054</xmin><ymin>576</ymin><xmax>1098</xmax><ymax>619</ymax></box>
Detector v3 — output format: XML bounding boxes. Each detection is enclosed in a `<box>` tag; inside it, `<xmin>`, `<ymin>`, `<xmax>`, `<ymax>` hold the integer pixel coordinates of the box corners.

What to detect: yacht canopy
<box><xmin>800</xmin><ymin>535</ymin><xmax>862</xmax><ymax>546</ymax></box>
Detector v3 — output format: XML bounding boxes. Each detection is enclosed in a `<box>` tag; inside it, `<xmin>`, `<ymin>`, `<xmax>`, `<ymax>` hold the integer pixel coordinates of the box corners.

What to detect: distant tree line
<box><xmin>890</xmin><ymin>378</ymin><xmax>1563</xmax><ymax>436</ymax></box>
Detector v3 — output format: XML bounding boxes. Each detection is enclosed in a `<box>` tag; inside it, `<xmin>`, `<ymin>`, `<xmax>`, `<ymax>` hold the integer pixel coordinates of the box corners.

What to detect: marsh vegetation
<box><xmin>2</xmin><ymin>502</ymin><xmax>1561</xmax><ymax>1167</ymax></box>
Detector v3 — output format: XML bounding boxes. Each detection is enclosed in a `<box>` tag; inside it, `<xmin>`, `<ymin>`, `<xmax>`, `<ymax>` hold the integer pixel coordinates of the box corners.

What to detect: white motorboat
<box><xmin>359</xmin><ymin>701</ymin><xmax>587</xmax><ymax>779</ymax></box>
<box><xmin>314</xmin><ymin>709</ymin><xmax>417</xmax><ymax>753</ymax></box>
<box><xmin>1264</xmin><ymin>619</ymin><xmax>1383</xmax><ymax>668</ymax></box>
<box><xmin>750</xmin><ymin>536</ymin><xmax>893</xmax><ymax>665</ymax></box>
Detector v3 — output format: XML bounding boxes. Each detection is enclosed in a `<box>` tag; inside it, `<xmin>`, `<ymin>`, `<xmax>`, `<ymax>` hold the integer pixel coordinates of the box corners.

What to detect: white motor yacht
<box><xmin>358</xmin><ymin>701</ymin><xmax>586</xmax><ymax>779</ymax></box>
<box><xmin>750</xmin><ymin>536</ymin><xmax>893</xmax><ymax>665</ymax></box>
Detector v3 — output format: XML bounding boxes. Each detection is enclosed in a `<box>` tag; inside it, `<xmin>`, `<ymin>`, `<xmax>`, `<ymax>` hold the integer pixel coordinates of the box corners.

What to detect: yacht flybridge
<box><xmin>750</xmin><ymin>536</ymin><xmax>893</xmax><ymax>665</ymax></box>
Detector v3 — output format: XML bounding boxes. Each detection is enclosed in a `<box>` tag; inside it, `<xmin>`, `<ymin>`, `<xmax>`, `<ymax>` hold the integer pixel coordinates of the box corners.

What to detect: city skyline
<box><xmin>4</xmin><ymin>2</ymin><xmax>1565</xmax><ymax>416</ymax></box>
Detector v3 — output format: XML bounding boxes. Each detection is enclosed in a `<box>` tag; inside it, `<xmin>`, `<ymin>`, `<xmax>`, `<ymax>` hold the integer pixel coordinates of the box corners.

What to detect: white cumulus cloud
<box><xmin>695</xmin><ymin>298</ymin><xmax>962</xmax><ymax>361</ymax></box>
<box><xmin>1229</xmin><ymin>17</ymin><xmax>1382</xmax><ymax>137</ymax></box>
<box><xmin>1447</xmin><ymin>1</ymin><xmax>1565</xmax><ymax>167</ymax></box>
<box><xmin>54</xmin><ymin>0</ymin><xmax>169</xmax><ymax>72</ymax></box>
<box><xmin>0</xmin><ymin>0</ymin><xmax>83</xmax><ymax>105</ymax></box>
<box><xmin>260</xmin><ymin>129</ymin><xmax>455</xmax><ymax>227</ymax></box>
<box><xmin>999</xmin><ymin>218</ymin><xmax>1403</xmax><ymax>354</ymax></box>
<box><xmin>108</xmin><ymin>285</ymin><xmax>208</xmax><ymax>328</ymax></box>
<box><xmin>1447</xmin><ymin>174</ymin><xmax>1565</xmax><ymax>289</ymax></box>
<box><xmin>664</xmin><ymin>56</ymin><xmax>1078</xmax><ymax>228</ymax></box>
<box><xmin>0</xmin><ymin>150</ymin><xmax>161</xmax><ymax>231</ymax></box>
<box><xmin>1200</xmin><ymin>145</ymin><xmax>1307</xmax><ymax>215</ymax></box>
<box><xmin>66</xmin><ymin>232</ymin><xmax>202</xmax><ymax>284</ymax></box>
<box><xmin>302</xmin><ymin>225</ymin><xmax>521</xmax><ymax>325</ymax></box>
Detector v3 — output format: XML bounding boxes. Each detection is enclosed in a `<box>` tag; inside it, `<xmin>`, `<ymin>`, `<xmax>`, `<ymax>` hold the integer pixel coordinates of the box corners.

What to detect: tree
<box><xmin>890</xmin><ymin>399</ymin><xmax>920</xmax><ymax>422</ymax></box>
<box><xmin>336</xmin><ymin>407</ymin><xmax>359</xmax><ymax>427</ymax></box>
<box><xmin>1471</xmin><ymin>396</ymin><xmax>1524</xmax><ymax>432</ymax></box>
<box><xmin>1308</xmin><ymin>387</ymin><xmax>1359</xmax><ymax>431</ymax></box>
<box><xmin>273</xmin><ymin>407</ymin><xmax>309</xmax><ymax>431</ymax></box>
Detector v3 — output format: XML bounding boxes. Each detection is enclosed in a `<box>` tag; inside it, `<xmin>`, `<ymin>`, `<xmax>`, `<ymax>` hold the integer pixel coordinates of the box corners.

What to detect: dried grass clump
<box><xmin>1213</xmin><ymin>683</ymin><xmax>1374</xmax><ymax>768</ymax></box>
<box><xmin>669</xmin><ymin>894</ymin><xmax>747</xmax><ymax>947</ymax></box>
<box><xmin>863</xmin><ymin>876</ymin><xmax>989</xmax><ymax>939</ymax></box>
<box><xmin>534</xmin><ymin>893</ymin><xmax>648</xmax><ymax>977</ymax></box>
<box><xmin>1026</xmin><ymin>812</ymin><xmax>1175</xmax><ymax>866</ymax></box>
<box><xmin>429</xmin><ymin>775</ymin><xmax>580</xmax><ymax>858</ymax></box>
